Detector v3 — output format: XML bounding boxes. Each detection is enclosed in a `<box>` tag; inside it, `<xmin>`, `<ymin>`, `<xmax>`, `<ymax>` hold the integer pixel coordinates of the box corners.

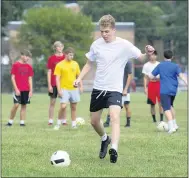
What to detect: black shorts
<box><xmin>48</xmin><ymin>86</ymin><xmax>58</xmax><ymax>98</ymax></box>
<box><xmin>13</xmin><ymin>91</ymin><xmax>30</xmax><ymax>105</ymax></box>
<box><xmin>160</xmin><ymin>94</ymin><xmax>175</xmax><ymax>111</ymax></box>
<box><xmin>90</xmin><ymin>89</ymin><xmax>122</xmax><ymax>112</ymax></box>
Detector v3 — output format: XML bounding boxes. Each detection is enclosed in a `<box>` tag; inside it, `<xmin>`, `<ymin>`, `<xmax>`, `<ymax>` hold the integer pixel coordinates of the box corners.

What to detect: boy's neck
<box><xmin>55</xmin><ymin>52</ymin><xmax>63</xmax><ymax>56</ymax></box>
<box><xmin>164</xmin><ymin>58</ymin><xmax>171</xmax><ymax>61</ymax></box>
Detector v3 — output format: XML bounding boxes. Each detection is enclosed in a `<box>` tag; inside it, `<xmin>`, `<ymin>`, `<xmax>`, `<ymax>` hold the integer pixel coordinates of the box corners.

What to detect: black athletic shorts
<box><xmin>13</xmin><ymin>91</ymin><xmax>30</xmax><ymax>105</ymax></box>
<box><xmin>48</xmin><ymin>86</ymin><xmax>58</xmax><ymax>98</ymax></box>
<box><xmin>90</xmin><ymin>89</ymin><xmax>122</xmax><ymax>112</ymax></box>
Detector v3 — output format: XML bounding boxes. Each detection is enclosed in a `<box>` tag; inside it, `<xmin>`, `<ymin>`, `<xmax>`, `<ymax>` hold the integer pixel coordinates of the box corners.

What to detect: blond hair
<box><xmin>99</xmin><ymin>14</ymin><xmax>115</xmax><ymax>28</ymax></box>
<box><xmin>53</xmin><ymin>41</ymin><xmax>64</xmax><ymax>50</ymax></box>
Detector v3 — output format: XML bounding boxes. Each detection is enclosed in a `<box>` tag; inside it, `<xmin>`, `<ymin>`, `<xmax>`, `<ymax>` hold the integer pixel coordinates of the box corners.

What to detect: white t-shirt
<box><xmin>85</xmin><ymin>37</ymin><xmax>141</xmax><ymax>93</ymax></box>
<box><xmin>142</xmin><ymin>61</ymin><xmax>160</xmax><ymax>78</ymax></box>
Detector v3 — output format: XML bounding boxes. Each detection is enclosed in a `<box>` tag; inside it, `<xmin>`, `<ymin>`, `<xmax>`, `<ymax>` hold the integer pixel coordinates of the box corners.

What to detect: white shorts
<box><xmin>60</xmin><ymin>89</ymin><xmax>80</xmax><ymax>104</ymax></box>
<box><xmin>122</xmin><ymin>93</ymin><xmax>130</xmax><ymax>105</ymax></box>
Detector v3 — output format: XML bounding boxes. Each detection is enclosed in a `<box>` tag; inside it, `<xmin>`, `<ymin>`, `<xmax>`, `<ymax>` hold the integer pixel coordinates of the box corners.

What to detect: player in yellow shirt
<box><xmin>54</xmin><ymin>47</ymin><xmax>83</xmax><ymax>129</ymax></box>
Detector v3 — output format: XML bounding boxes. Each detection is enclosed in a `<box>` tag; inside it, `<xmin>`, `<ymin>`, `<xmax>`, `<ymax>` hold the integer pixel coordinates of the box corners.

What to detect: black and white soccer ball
<box><xmin>50</xmin><ymin>150</ymin><xmax>71</xmax><ymax>167</ymax></box>
<box><xmin>157</xmin><ymin>121</ymin><xmax>168</xmax><ymax>132</ymax></box>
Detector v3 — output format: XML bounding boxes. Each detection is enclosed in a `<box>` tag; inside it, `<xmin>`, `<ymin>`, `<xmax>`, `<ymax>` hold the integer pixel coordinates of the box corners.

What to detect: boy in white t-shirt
<box><xmin>142</xmin><ymin>51</ymin><xmax>164</xmax><ymax>123</ymax></box>
<box><xmin>74</xmin><ymin>14</ymin><xmax>155</xmax><ymax>163</ymax></box>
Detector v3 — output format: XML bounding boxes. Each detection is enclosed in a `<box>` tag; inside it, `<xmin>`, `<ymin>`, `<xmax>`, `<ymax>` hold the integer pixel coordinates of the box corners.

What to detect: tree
<box><xmin>80</xmin><ymin>1</ymin><xmax>166</xmax><ymax>44</ymax></box>
<box><xmin>17</xmin><ymin>4</ymin><xmax>94</xmax><ymax>91</ymax></box>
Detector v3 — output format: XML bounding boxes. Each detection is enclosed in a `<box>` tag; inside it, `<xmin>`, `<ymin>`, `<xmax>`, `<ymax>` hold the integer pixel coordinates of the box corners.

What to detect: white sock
<box><xmin>72</xmin><ymin>121</ymin><xmax>76</xmax><ymax>127</ymax></box>
<box><xmin>101</xmin><ymin>133</ymin><xmax>107</xmax><ymax>141</ymax></box>
<box><xmin>20</xmin><ymin>120</ymin><xmax>24</xmax><ymax>124</ymax></box>
<box><xmin>57</xmin><ymin>119</ymin><xmax>61</xmax><ymax>125</ymax></box>
<box><xmin>62</xmin><ymin>119</ymin><xmax>67</xmax><ymax>124</ymax></box>
<box><xmin>49</xmin><ymin>119</ymin><xmax>53</xmax><ymax>123</ymax></box>
<box><xmin>172</xmin><ymin>119</ymin><xmax>177</xmax><ymax>125</ymax></box>
<box><xmin>111</xmin><ymin>144</ymin><xmax>118</xmax><ymax>151</ymax></box>
<box><xmin>9</xmin><ymin>120</ymin><xmax>13</xmax><ymax>124</ymax></box>
<box><xmin>168</xmin><ymin>120</ymin><xmax>174</xmax><ymax>130</ymax></box>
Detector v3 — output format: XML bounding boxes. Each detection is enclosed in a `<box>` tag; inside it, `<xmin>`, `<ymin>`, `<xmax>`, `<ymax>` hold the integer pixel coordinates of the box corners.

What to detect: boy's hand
<box><xmin>15</xmin><ymin>89</ymin><xmax>20</xmax><ymax>96</ymax></box>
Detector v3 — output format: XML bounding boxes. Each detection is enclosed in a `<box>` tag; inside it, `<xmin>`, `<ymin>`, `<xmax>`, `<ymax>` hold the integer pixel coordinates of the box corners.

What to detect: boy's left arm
<box><xmin>179</xmin><ymin>73</ymin><xmax>188</xmax><ymax>86</ymax></box>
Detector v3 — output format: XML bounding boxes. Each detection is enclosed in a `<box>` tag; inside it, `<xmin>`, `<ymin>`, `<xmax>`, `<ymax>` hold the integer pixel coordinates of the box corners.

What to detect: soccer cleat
<box><xmin>20</xmin><ymin>124</ymin><xmax>26</xmax><ymax>126</ymax></box>
<box><xmin>72</xmin><ymin>125</ymin><xmax>77</xmax><ymax>129</ymax></box>
<box><xmin>125</xmin><ymin>124</ymin><xmax>130</xmax><ymax>127</ymax></box>
<box><xmin>109</xmin><ymin>148</ymin><xmax>118</xmax><ymax>163</ymax></box>
<box><xmin>103</xmin><ymin>122</ymin><xmax>110</xmax><ymax>127</ymax></box>
<box><xmin>6</xmin><ymin>123</ymin><xmax>12</xmax><ymax>127</ymax></box>
<box><xmin>48</xmin><ymin>123</ymin><xmax>53</xmax><ymax>126</ymax></box>
<box><xmin>168</xmin><ymin>128</ymin><xmax>176</xmax><ymax>134</ymax></box>
<box><xmin>174</xmin><ymin>125</ymin><xmax>179</xmax><ymax>131</ymax></box>
<box><xmin>99</xmin><ymin>136</ymin><xmax>111</xmax><ymax>159</ymax></box>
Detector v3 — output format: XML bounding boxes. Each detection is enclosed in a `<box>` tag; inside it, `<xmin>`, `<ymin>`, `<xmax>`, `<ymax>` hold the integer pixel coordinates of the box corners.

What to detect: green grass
<box><xmin>1</xmin><ymin>92</ymin><xmax>188</xmax><ymax>177</ymax></box>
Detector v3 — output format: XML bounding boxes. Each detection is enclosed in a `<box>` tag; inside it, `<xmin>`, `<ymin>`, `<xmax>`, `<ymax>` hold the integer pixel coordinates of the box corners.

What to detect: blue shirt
<box><xmin>152</xmin><ymin>60</ymin><xmax>181</xmax><ymax>95</ymax></box>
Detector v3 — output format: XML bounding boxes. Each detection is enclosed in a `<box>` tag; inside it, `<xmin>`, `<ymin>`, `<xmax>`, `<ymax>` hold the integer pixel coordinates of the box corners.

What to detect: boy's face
<box><xmin>66</xmin><ymin>52</ymin><xmax>74</xmax><ymax>60</ymax></box>
<box><xmin>100</xmin><ymin>26</ymin><xmax>116</xmax><ymax>43</ymax></box>
<box><xmin>149</xmin><ymin>54</ymin><xmax>157</xmax><ymax>61</ymax></box>
<box><xmin>21</xmin><ymin>55</ymin><xmax>31</xmax><ymax>63</ymax></box>
<box><xmin>55</xmin><ymin>45</ymin><xmax>64</xmax><ymax>53</ymax></box>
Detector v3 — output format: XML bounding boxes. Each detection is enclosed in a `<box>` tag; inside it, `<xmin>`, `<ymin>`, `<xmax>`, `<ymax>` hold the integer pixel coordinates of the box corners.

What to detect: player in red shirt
<box><xmin>6</xmin><ymin>49</ymin><xmax>34</xmax><ymax>126</ymax></box>
<box><xmin>47</xmin><ymin>41</ymin><xmax>66</xmax><ymax>125</ymax></box>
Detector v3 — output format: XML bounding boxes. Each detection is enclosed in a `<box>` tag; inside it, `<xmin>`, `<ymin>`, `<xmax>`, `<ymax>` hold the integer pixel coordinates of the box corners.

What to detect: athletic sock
<box><xmin>168</xmin><ymin>120</ymin><xmax>174</xmax><ymax>130</ymax></box>
<box><xmin>62</xmin><ymin>119</ymin><xmax>67</xmax><ymax>124</ymax></box>
<box><xmin>72</xmin><ymin>121</ymin><xmax>76</xmax><ymax>127</ymax></box>
<box><xmin>49</xmin><ymin>119</ymin><xmax>53</xmax><ymax>123</ymax></box>
<box><xmin>57</xmin><ymin>119</ymin><xmax>61</xmax><ymax>125</ymax></box>
<box><xmin>8</xmin><ymin>119</ymin><xmax>13</xmax><ymax>124</ymax></box>
<box><xmin>20</xmin><ymin>120</ymin><xmax>24</xmax><ymax>124</ymax></box>
<box><xmin>111</xmin><ymin>144</ymin><xmax>118</xmax><ymax>151</ymax></box>
<box><xmin>101</xmin><ymin>133</ymin><xmax>107</xmax><ymax>141</ymax></box>
<box><xmin>160</xmin><ymin>114</ymin><xmax>163</xmax><ymax>121</ymax></box>
<box><xmin>126</xmin><ymin>117</ymin><xmax>131</xmax><ymax>125</ymax></box>
<box><xmin>152</xmin><ymin>114</ymin><xmax>156</xmax><ymax>122</ymax></box>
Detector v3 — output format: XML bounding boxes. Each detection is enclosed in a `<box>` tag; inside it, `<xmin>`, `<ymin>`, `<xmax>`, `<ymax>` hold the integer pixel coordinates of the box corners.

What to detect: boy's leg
<box><xmin>124</xmin><ymin>103</ymin><xmax>131</xmax><ymax>127</ymax></box>
<box><xmin>91</xmin><ymin>110</ymin><xmax>111</xmax><ymax>159</ymax></box>
<box><xmin>157</xmin><ymin>82</ymin><xmax>163</xmax><ymax>122</ymax></box>
<box><xmin>109</xmin><ymin>105</ymin><xmax>121</xmax><ymax>163</ymax></box>
<box><xmin>158</xmin><ymin>102</ymin><xmax>164</xmax><ymax>122</ymax></box>
<box><xmin>7</xmin><ymin>103</ymin><xmax>20</xmax><ymax>126</ymax></box>
<box><xmin>161</xmin><ymin>94</ymin><xmax>176</xmax><ymax>133</ymax></box>
<box><xmin>150</xmin><ymin>104</ymin><xmax>156</xmax><ymax>122</ymax></box>
<box><xmin>20</xmin><ymin>104</ymin><xmax>27</xmax><ymax>126</ymax></box>
<box><xmin>70</xmin><ymin>103</ymin><xmax>77</xmax><ymax>128</ymax></box>
<box><xmin>48</xmin><ymin>97</ymin><xmax>56</xmax><ymax>125</ymax></box>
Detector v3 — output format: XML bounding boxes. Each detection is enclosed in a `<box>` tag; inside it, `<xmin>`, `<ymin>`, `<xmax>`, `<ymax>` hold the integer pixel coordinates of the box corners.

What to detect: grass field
<box><xmin>1</xmin><ymin>92</ymin><xmax>188</xmax><ymax>177</ymax></box>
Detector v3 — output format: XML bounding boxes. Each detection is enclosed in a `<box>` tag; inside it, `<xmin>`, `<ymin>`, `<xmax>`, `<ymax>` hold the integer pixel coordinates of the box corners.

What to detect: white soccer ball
<box><xmin>76</xmin><ymin>117</ymin><xmax>85</xmax><ymax>126</ymax></box>
<box><xmin>50</xmin><ymin>150</ymin><xmax>71</xmax><ymax>167</ymax></box>
<box><xmin>157</xmin><ymin>121</ymin><xmax>169</xmax><ymax>132</ymax></box>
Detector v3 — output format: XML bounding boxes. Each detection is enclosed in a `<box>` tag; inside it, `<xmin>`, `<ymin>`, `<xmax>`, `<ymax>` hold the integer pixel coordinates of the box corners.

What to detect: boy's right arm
<box><xmin>74</xmin><ymin>59</ymin><xmax>93</xmax><ymax>87</ymax></box>
<box><xmin>11</xmin><ymin>74</ymin><xmax>20</xmax><ymax>95</ymax></box>
<box><xmin>179</xmin><ymin>73</ymin><xmax>188</xmax><ymax>86</ymax></box>
<box><xmin>143</xmin><ymin>75</ymin><xmax>149</xmax><ymax>95</ymax></box>
<box><xmin>47</xmin><ymin>69</ymin><xmax>52</xmax><ymax>92</ymax></box>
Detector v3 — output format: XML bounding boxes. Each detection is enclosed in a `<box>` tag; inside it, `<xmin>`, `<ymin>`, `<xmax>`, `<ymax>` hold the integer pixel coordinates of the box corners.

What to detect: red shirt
<box><xmin>46</xmin><ymin>54</ymin><xmax>65</xmax><ymax>86</ymax></box>
<box><xmin>11</xmin><ymin>61</ymin><xmax>34</xmax><ymax>91</ymax></box>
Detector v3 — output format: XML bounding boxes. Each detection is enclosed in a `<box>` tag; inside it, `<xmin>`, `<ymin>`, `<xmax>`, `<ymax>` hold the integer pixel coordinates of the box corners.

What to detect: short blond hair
<box><xmin>99</xmin><ymin>14</ymin><xmax>115</xmax><ymax>28</ymax></box>
<box><xmin>53</xmin><ymin>41</ymin><xmax>64</xmax><ymax>50</ymax></box>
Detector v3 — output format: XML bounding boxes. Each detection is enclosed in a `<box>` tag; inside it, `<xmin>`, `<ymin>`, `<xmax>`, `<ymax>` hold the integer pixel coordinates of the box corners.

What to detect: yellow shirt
<box><xmin>54</xmin><ymin>60</ymin><xmax>80</xmax><ymax>90</ymax></box>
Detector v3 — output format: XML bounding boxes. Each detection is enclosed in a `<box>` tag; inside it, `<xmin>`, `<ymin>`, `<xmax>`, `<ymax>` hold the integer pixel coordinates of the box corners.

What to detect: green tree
<box><xmin>80</xmin><ymin>1</ymin><xmax>166</xmax><ymax>44</ymax></box>
<box><xmin>17</xmin><ymin>4</ymin><xmax>94</xmax><ymax>91</ymax></box>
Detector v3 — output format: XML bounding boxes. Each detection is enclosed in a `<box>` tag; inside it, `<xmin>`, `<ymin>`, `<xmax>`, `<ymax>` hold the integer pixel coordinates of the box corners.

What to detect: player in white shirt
<box><xmin>74</xmin><ymin>14</ymin><xmax>155</xmax><ymax>163</ymax></box>
<box><xmin>142</xmin><ymin>51</ymin><xmax>164</xmax><ymax>123</ymax></box>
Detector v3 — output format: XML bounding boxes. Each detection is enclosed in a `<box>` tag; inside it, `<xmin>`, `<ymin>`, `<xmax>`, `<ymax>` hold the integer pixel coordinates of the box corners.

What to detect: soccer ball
<box><xmin>50</xmin><ymin>150</ymin><xmax>71</xmax><ymax>167</ymax></box>
<box><xmin>76</xmin><ymin>117</ymin><xmax>85</xmax><ymax>126</ymax></box>
<box><xmin>157</xmin><ymin>121</ymin><xmax>169</xmax><ymax>132</ymax></box>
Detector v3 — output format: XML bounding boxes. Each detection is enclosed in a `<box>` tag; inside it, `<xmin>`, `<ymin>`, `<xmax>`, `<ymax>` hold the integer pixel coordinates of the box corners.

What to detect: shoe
<box><xmin>72</xmin><ymin>125</ymin><xmax>77</xmax><ymax>129</ymax></box>
<box><xmin>168</xmin><ymin>128</ymin><xmax>176</xmax><ymax>134</ymax></box>
<box><xmin>48</xmin><ymin>123</ymin><xmax>53</xmax><ymax>126</ymax></box>
<box><xmin>99</xmin><ymin>136</ymin><xmax>111</xmax><ymax>159</ymax></box>
<box><xmin>174</xmin><ymin>125</ymin><xmax>179</xmax><ymax>131</ymax></box>
<box><xmin>125</xmin><ymin>124</ymin><xmax>130</xmax><ymax>127</ymax></box>
<box><xmin>6</xmin><ymin>123</ymin><xmax>12</xmax><ymax>127</ymax></box>
<box><xmin>109</xmin><ymin>148</ymin><xmax>118</xmax><ymax>163</ymax></box>
<box><xmin>20</xmin><ymin>124</ymin><xmax>26</xmax><ymax>126</ymax></box>
<box><xmin>62</xmin><ymin>123</ymin><xmax>68</xmax><ymax>126</ymax></box>
<box><xmin>53</xmin><ymin>125</ymin><xmax>60</xmax><ymax>130</ymax></box>
<box><xmin>103</xmin><ymin>122</ymin><xmax>110</xmax><ymax>127</ymax></box>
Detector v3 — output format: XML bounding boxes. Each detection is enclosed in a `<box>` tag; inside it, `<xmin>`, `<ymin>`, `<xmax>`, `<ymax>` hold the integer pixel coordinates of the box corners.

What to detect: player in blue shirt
<box><xmin>149</xmin><ymin>50</ymin><xmax>187</xmax><ymax>134</ymax></box>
